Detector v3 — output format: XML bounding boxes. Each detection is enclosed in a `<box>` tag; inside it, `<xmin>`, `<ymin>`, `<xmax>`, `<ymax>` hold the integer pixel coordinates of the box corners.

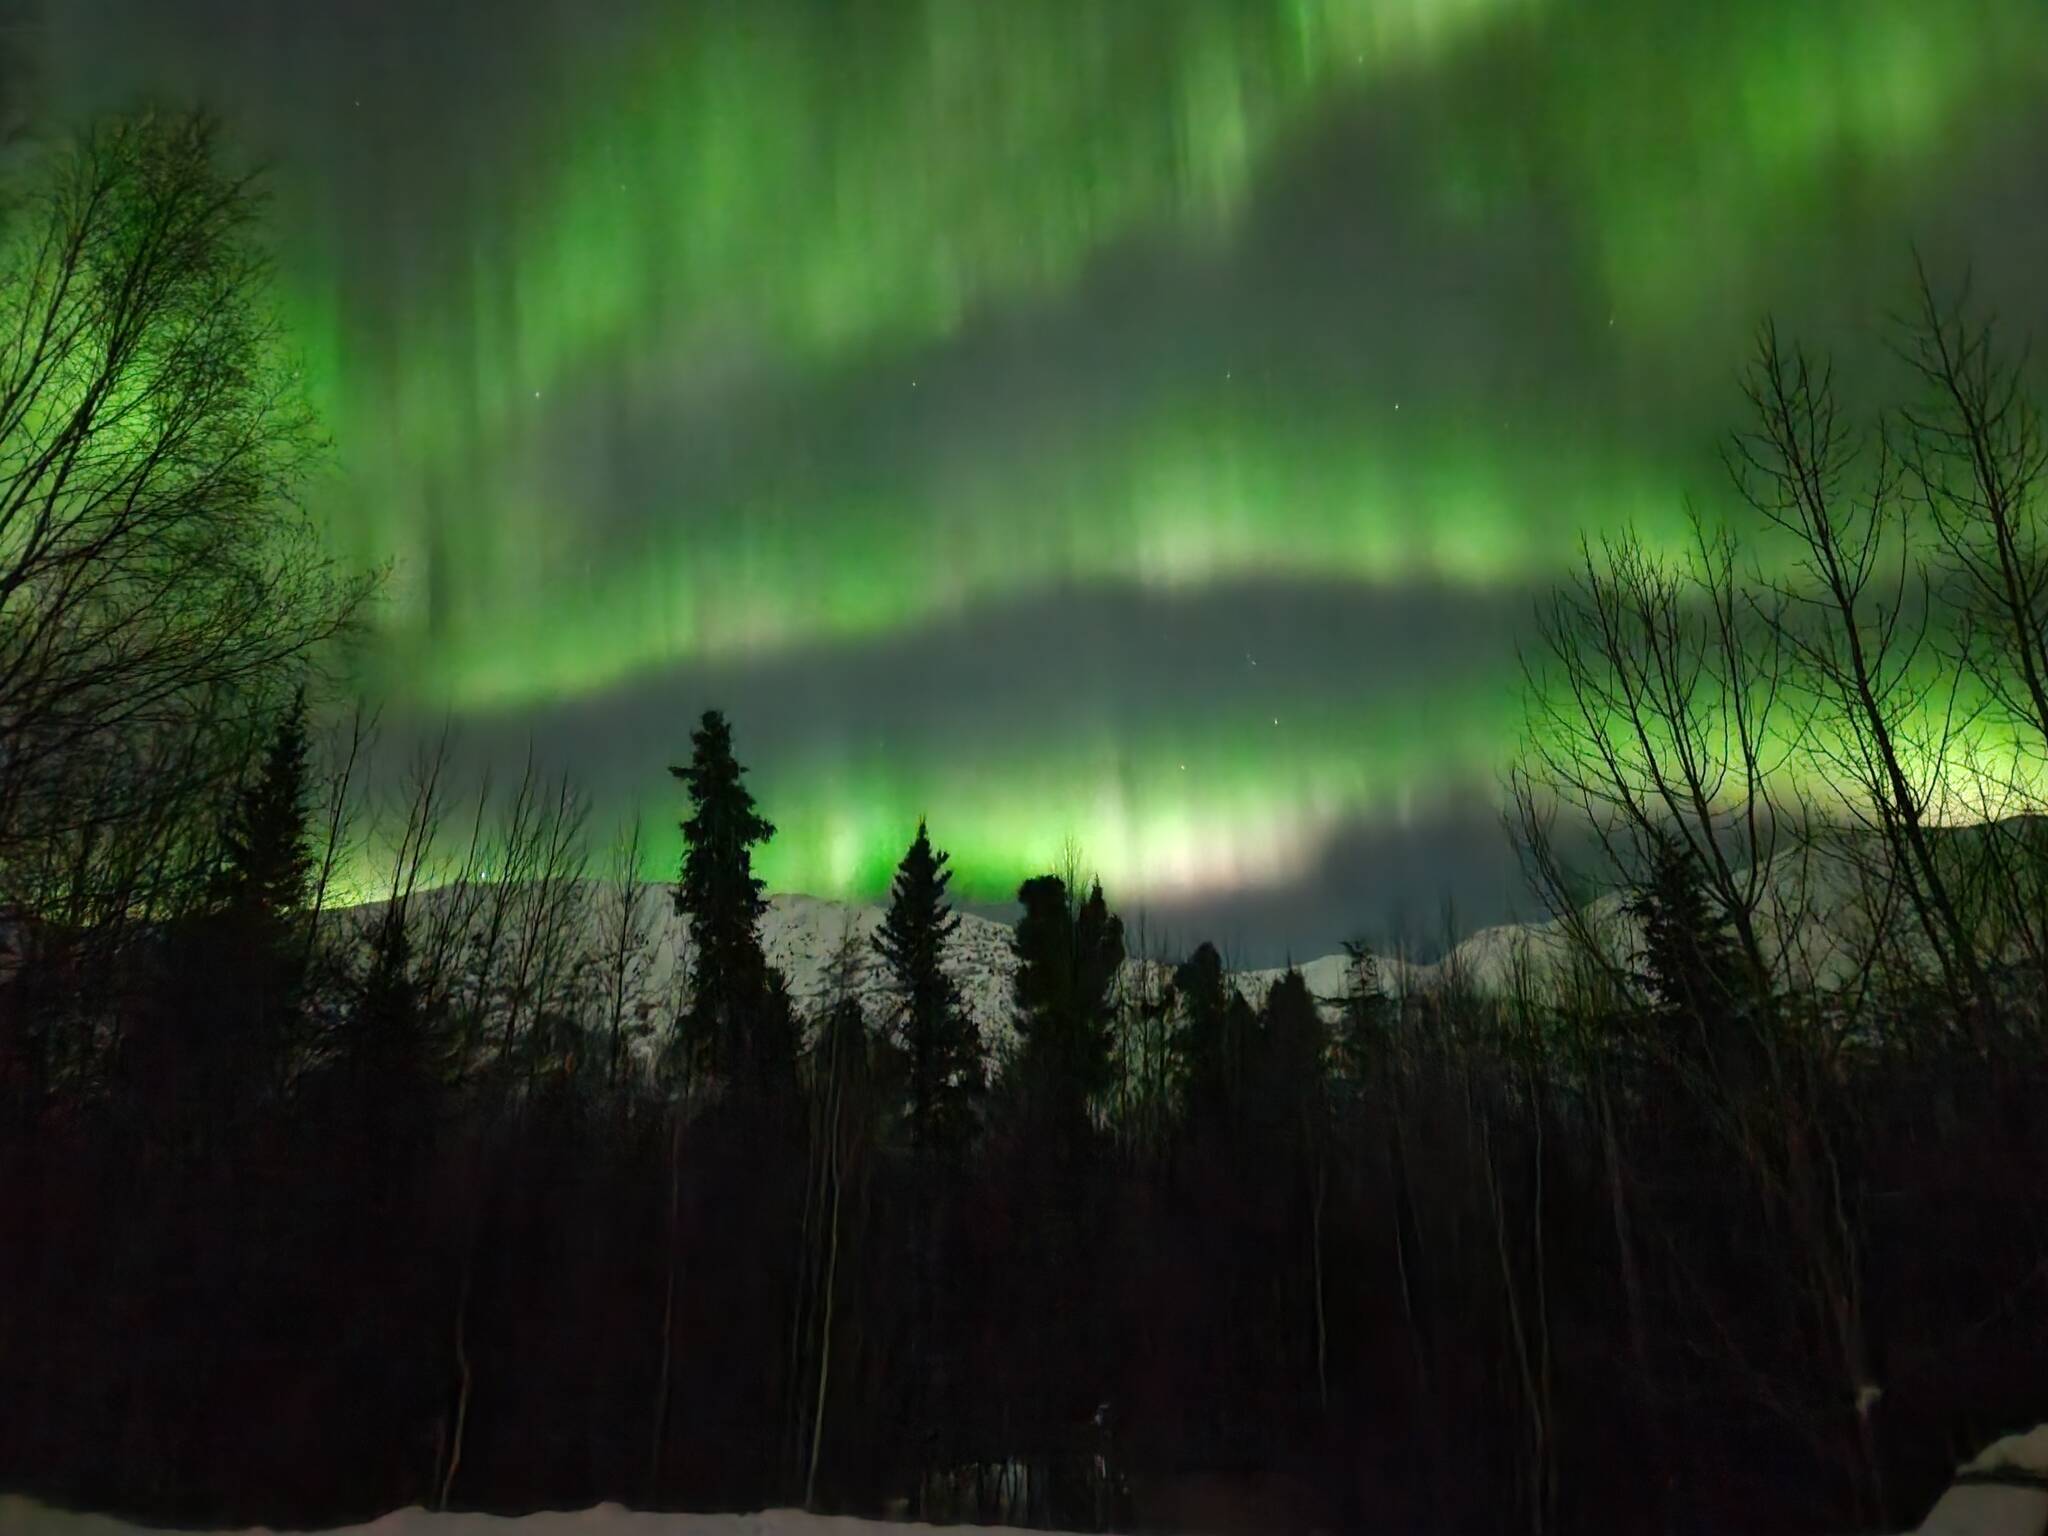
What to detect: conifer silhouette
<box><xmin>875</xmin><ymin>820</ymin><xmax>984</xmax><ymax>1159</ymax></box>
<box><xmin>671</xmin><ymin>710</ymin><xmax>791</xmax><ymax>1092</ymax></box>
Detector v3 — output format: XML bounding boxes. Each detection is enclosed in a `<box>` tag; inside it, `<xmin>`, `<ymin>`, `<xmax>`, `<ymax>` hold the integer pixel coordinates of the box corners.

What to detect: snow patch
<box><xmin>0</xmin><ymin>1501</ymin><xmax>1065</xmax><ymax>1536</ymax></box>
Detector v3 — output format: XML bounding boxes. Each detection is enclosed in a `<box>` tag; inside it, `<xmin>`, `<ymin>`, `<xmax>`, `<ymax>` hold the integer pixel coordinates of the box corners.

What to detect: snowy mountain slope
<box><xmin>339</xmin><ymin>819</ymin><xmax>2041</xmax><ymax>1054</ymax></box>
<box><xmin>1400</xmin><ymin>817</ymin><xmax>2048</xmax><ymax>1002</ymax></box>
<box><xmin>333</xmin><ymin>881</ymin><xmax>1403</xmax><ymax>1064</ymax></box>
<box><xmin>337</xmin><ymin>884</ymin><xmax>1023</xmax><ymax>1040</ymax></box>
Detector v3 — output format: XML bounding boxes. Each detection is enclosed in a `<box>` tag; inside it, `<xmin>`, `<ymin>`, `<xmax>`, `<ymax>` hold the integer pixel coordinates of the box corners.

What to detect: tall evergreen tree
<box><xmin>1008</xmin><ymin>874</ymin><xmax>1124</xmax><ymax>1134</ymax></box>
<box><xmin>872</xmin><ymin>823</ymin><xmax>984</xmax><ymax>1493</ymax></box>
<box><xmin>216</xmin><ymin>689</ymin><xmax>316</xmax><ymax>930</ymax></box>
<box><xmin>1252</xmin><ymin>968</ymin><xmax>1335</xmax><ymax>1426</ymax></box>
<box><xmin>1628</xmin><ymin>830</ymin><xmax>1749</xmax><ymax>1066</ymax></box>
<box><xmin>1173</xmin><ymin>941</ymin><xmax>1252</xmax><ymax>1137</ymax></box>
<box><xmin>1256</xmin><ymin>968</ymin><xmax>1330</xmax><ymax>1162</ymax></box>
<box><xmin>356</xmin><ymin>911</ymin><xmax>423</xmax><ymax>1089</ymax></box>
<box><xmin>159</xmin><ymin>692</ymin><xmax>318</xmax><ymax>1149</ymax></box>
<box><xmin>874</xmin><ymin>821</ymin><xmax>984</xmax><ymax>1161</ymax></box>
<box><xmin>338</xmin><ymin>906</ymin><xmax>439</xmax><ymax>1188</ymax></box>
<box><xmin>1331</xmin><ymin>942</ymin><xmax>1388</xmax><ymax>1116</ymax></box>
<box><xmin>670</xmin><ymin>709</ymin><xmax>791</xmax><ymax>1093</ymax></box>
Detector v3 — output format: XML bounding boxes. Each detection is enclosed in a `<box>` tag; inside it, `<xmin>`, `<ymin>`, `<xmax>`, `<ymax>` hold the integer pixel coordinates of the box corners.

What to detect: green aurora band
<box><xmin>44</xmin><ymin>0</ymin><xmax>2048</xmax><ymax>913</ymax></box>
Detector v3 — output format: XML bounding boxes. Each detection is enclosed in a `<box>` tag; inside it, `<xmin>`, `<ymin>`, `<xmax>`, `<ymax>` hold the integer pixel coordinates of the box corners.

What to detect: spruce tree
<box><xmin>357</xmin><ymin>910</ymin><xmax>423</xmax><ymax>1089</ymax></box>
<box><xmin>1009</xmin><ymin>874</ymin><xmax>1124</xmax><ymax>1133</ymax></box>
<box><xmin>217</xmin><ymin>689</ymin><xmax>316</xmax><ymax>929</ymax></box>
<box><xmin>1629</xmin><ymin>832</ymin><xmax>1746</xmax><ymax>1025</ymax></box>
<box><xmin>670</xmin><ymin>709</ymin><xmax>790</xmax><ymax>1093</ymax></box>
<box><xmin>1253</xmin><ymin>968</ymin><xmax>1334</xmax><ymax>1424</ymax></box>
<box><xmin>176</xmin><ymin>692</ymin><xmax>317</xmax><ymax>1138</ymax></box>
<box><xmin>1256</xmin><ymin>968</ymin><xmax>1330</xmax><ymax>1161</ymax></box>
<box><xmin>1628</xmin><ymin>830</ymin><xmax>1756</xmax><ymax>1090</ymax></box>
<box><xmin>872</xmin><ymin>823</ymin><xmax>985</xmax><ymax>1487</ymax></box>
<box><xmin>1074</xmin><ymin>883</ymin><xmax>1125</xmax><ymax>1039</ymax></box>
<box><xmin>1330</xmin><ymin>941</ymin><xmax>1388</xmax><ymax>1126</ymax></box>
<box><xmin>1173</xmin><ymin>940</ymin><xmax>1251</xmax><ymax>1136</ymax></box>
<box><xmin>330</xmin><ymin>906</ymin><xmax>434</xmax><ymax>1176</ymax></box>
<box><xmin>874</xmin><ymin>820</ymin><xmax>984</xmax><ymax>1160</ymax></box>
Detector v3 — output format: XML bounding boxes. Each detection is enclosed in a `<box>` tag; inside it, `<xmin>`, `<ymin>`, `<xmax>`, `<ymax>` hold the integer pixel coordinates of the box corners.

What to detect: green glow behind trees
<box><xmin>43</xmin><ymin>0</ymin><xmax>2048</xmax><ymax>907</ymax></box>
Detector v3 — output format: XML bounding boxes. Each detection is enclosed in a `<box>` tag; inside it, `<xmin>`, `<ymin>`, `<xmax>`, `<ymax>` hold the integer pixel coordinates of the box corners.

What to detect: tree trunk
<box><xmin>1598</xmin><ymin>1077</ymin><xmax>1668</xmax><ymax>1519</ymax></box>
<box><xmin>438</xmin><ymin>1254</ymin><xmax>473</xmax><ymax>1512</ymax></box>
<box><xmin>649</xmin><ymin>1112</ymin><xmax>681</xmax><ymax>1503</ymax></box>
<box><xmin>1530</xmin><ymin>1069</ymin><xmax>1556</xmax><ymax>1536</ymax></box>
<box><xmin>806</xmin><ymin>1075</ymin><xmax>845</xmax><ymax>1510</ymax></box>
<box><xmin>1312</xmin><ymin>1160</ymin><xmax>1328</xmax><ymax>1414</ymax></box>
<box><xmin>1482</xmin><ymin>1111</ymin><xmax>1546</xmax><ymax>1536</ymax></box>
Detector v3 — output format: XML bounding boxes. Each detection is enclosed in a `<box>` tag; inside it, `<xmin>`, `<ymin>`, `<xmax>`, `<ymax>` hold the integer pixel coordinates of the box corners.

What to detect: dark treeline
<box><xmin>9</xmin><ymin>115</ymin><xmax>2048</xmax><ymax>1536</ymax></box>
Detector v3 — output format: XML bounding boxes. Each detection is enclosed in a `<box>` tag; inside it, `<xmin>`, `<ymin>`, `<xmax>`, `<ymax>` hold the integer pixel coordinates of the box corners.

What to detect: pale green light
<box><xmin>166</xmin><ymin>0</ymin><xmax>2048</xmax><ymax>909</ymax></box>
<box><xmin>1418</xmin><ymin>0</ymin><xmax>2048</xmax><ymax>325</ymax></box>
<box><xmin>364</xmin><ymin>395</ymin><xmax>1682</xmax><ymax>710</ymax></box>
<box><xmin>300</xmin><ymin>0</ymin><xmax>1536</xmax><ymax>607</ymax></box>
<box><xmin>744</xmin><ymin>679</ymin><xmax>1522</xmax><ymax>904</ymax></box>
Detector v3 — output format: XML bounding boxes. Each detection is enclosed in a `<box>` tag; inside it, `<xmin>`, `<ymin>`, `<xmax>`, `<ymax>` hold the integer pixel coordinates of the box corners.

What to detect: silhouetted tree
<box><xmin>670</xmin><ymin>710</ymin><xmax>791</xmax><ymax>1095</ymax></box>
<box><xmin>1008</xmin><ymin>875</ymin><xmax>1124</xmax><ymax>1136</ymax></box>
<box><xmin>1254</xmin><ymin>970</ymin><xmax>1335</xmax><ymax>1423</ymax></box>
<box><xmin>0</xmin><ymin>114</ymin><xmax>368</xmax><ymax>900</ymax></box>
<box><xmin>875</xmin><ymin>821</ymin><xmax>984</xmax><ymax>1161</ymax></box>
<box><xmin>1256</xmin><ymin>970</ymin><xmax>1329</xmax><ymax>1161</ymax></box>
<box><xmin>204</xmin><ymin>690</ymin><xmax>319</xmax><ymax>1118</ymax></box>
<box><xmin>1332</xmin><ymin>942</ymin><xmax>1390</xmax><ymax>1105</ymax></box>
<box><xmin>1737</xmin><ymin>323</ymin><xmax>1995</xmax><ymax>1045</ymax></box>
<box><xmin>1623</xmin><ymin>826</ymin><xmax>1786</xmax><ymax>1159</ymax></box>
<box><xmin>354</xmin><ymin>912</ymin><xmax>426</xmax><ymax>1110</ymax></box>
<box><xmin>797</xmin><ymin>991</ymin><xmax>877</xmax><ymax>1508</ymax></box>
<box><xmin>595</xmin><ymin>816</ymin><xmax>660</xmax><ymax>1096</ymax></box>
<box><xmin>1173</xmin><ymin>941</ymin><xmax>1252</xmax><ymax>1137</ymax></box>
<box><xmin>217</xmin><ymin>691</ymin><xmax>316</xmax><ymax>930</ymax></box>
<box><xmin>871</xmin><ymin>823</ymin><xmax>985</xmax><ymax>1495</ymax></box>
<box><xmin>1628</xmin><ymin>829</ymin><xmax>1747</xmax><ymax>1040</ymax></box>
<box><xmin>991</xmin><ymin>874</ymin><xmax>1125</xmax><ymax>1506</ymax></box>
<box><xmin>121</xmin><ymin>696</ymin><xmax>320</xmax><ymax>1168</ymax></box>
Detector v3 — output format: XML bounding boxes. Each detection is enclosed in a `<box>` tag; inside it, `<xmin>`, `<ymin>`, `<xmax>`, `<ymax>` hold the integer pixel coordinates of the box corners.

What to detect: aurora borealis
<box><xmin>25</xmin><ymin>0</ymin><xmax>2048</xmax><ymax>952</ymax></box>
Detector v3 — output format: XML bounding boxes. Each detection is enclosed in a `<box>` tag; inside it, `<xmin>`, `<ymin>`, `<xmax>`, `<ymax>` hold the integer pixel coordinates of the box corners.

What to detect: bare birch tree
<box><xmin>1734</xmin><ymin>324</ymin><xmax>1994</xmax><ymax>1041</ymax></box>
<box><xmin>1516</xmin><ymin>517</ymin><xmax>1799</xmax><ymax>1006</ymax></box>
<box><xmin>0</xmin><ymin>115</ymin><xmax>369</xmax><ymax>898</ymax></box>
<box><xmin>595</xmin><ymin>813</ymin><xmax>657</xmax><ymax>1095</ymax></box>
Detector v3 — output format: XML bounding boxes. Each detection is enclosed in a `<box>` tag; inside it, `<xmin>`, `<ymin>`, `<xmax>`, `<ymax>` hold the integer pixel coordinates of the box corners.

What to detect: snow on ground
<box><xmin>0</xmin><ymin>1487</ymin><xmax>2033</xmax><ymax>1536</ymax></box>
<box><xmin>0</xmin><ymin>1501</ymin><xmax>1064</xmax><ymax>1536</ymax></box>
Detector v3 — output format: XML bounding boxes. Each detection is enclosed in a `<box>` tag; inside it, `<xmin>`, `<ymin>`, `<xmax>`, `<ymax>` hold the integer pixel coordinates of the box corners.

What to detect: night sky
<box><xmin>26</xmin><ymin>0</ymin><xmax>2048</xmax><ymax>958</ymax></box>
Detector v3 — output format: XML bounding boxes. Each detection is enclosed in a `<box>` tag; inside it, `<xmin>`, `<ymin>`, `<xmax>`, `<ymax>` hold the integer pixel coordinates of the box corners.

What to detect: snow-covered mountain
<box><xmin>727</xmin><ymin>889</ymin><xmax>1404</xmax><ymax>1027</ymax></box>
<box><xmin>341</xmin><ymin>820</ymin><xmax>2038</xmax><ymax>1053</ymax></box>
<box><xmin>1392</xmin><ymin>818</ymin><xmax>2048</xmax><ymax>1003</ymax></box>
<box><xmin>338</xmin><ymin>881</ymin><xmax>1411</xmax><ymax>1057</ymax></box>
